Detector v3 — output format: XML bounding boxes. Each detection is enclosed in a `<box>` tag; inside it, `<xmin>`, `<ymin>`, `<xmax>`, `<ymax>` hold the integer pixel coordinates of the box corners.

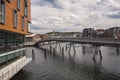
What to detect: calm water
<box><xmin>11</xmin><ymin>43</ymin><xmax>120</xmax><ymax>80</ymax></box>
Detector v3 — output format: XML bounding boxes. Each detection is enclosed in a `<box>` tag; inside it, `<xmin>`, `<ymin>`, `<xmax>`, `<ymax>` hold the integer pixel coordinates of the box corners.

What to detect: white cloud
<box><xmin>30</xmin><ymin>0</ymin><xmax>120</xmax><ymax>34</ymax></box>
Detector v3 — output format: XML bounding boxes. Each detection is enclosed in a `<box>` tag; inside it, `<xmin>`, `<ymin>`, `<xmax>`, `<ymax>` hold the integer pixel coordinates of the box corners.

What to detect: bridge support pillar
<box><xmin>116</xmin><ymin>46</ymin><xmax>119</xmax><ymax>55</ymax></box>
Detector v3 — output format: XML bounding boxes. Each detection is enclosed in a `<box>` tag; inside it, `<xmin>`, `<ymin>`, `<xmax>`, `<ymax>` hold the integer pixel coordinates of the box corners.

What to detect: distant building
<box><xmin>42</xmin><ymin>34</ymin><xmax>50</xmax><ymax>39</ymax></box>
<box><xmin>104</xmin><ymin>27</ymin><xmax>120</xmax><ymax>38</ymax></box>
<box><xmin>25</xmin><ymin>34</ymin><xmax>42</xmax><ymax>43</ymax></box>
<box><xmin>96</xmin><ymin>29</ymin><xmax>105</xmax><ymax>38</ymax></box>
<box><xmin>58</xmin><ymin>32</ymin><xmax>82</xmax><ymax>38</ymax></box>
<box><xmin>109</xmin><ymin>27</ymin><xmax>120</xmax><ymax>38</ymax></box>
<box><xmin>82</xmin><ymin>28</ymin><xmax>95</xmax><ymax>38</ymax></box>
<box><xmin>59</xmin><ymin>33</ymin><xmax>74</xmax><ymax>38</ymax></box>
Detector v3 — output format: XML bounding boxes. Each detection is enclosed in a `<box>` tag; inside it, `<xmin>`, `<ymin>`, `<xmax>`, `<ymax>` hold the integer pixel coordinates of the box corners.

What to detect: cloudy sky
<box><xmin>30</xmin><ymin>0</ymin><xmax>120</xmax><ymax>34</ymax></box>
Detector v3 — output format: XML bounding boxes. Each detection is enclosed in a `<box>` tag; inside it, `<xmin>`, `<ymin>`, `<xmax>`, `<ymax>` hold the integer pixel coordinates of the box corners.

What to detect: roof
<box><xmin>26</xmin><ymin>34</ymin><xmax>37</xmax><ymax>37</ymax></box>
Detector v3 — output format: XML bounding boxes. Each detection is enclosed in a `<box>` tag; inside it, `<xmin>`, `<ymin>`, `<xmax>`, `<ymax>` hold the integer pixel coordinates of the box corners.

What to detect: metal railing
<box><xmin>0</xmin><ymin>48</ymin><xmax>25</xmax><ymax>65</ymax></box>
<box><xmin>0</xmin><ymin>46</ymin><xmax>24</xmax><ymax>54</ymax></box>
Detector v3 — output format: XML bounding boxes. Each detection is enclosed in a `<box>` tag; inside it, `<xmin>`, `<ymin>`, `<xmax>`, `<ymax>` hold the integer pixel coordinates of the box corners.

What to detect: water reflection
<box><xmin>44</xmin><ymin>49</ymin><xmax>47</xmax><ymax>59</ymax></box>
<box><xmin>10</xmin><ymin>46</ymin><xmax>120</xmax><ymax>80</ymax></box>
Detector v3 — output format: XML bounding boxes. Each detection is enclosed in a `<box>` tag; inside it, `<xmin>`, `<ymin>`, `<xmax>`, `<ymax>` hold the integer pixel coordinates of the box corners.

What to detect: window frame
<box><xmin>0</xmin><ymin>0</ymin><xmax>6</xmax><ymax>24</ymax></box>
<box><xmin>7</xmin><ymin>0</ymin><xmax>12</xmax><ymax>3</ymax></box>
<box><xmin>13</xmin><ymin>10</ymin><xmax>18</xmax><ymax>28</ymax></box>
<box><xmin>17</xmin><ymin>0</ymin><xmax>21</xmax><ymax>11</ymax></box>
<box><xmin>22</xmin><ymin>16</ymin><xmax>25</xmax><ymax>31</ymax></box>
<box><xmin>24</xmin><ymin>0</ymin><xmax>28</xmax><ymax>17</ymax></box>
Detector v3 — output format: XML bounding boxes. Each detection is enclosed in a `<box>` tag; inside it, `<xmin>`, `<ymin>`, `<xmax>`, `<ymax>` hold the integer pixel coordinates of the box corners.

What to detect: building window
<box><xmin>28</xmin><ymin>21</ymin><xmax>31</xmax><ymax>32</ymax></box>
<box><xmin>22</xmin><ymin>17</ymin><xmax>25</xmax><ymax>31</ymax></box>
<box><xmin>0</xmin><ymin>0</ymin><xmax>5</xmax><ymax>24</ymax></box>
<box><xmin>7</xmin><ymin>0</ymin><xmax>12</xmax><ymax>3</ymax></box>
<box><xmin>17</xmin><ymin>0</ymin><xmax>20</xmax><ymax>10</ymax></box>
<box><xmin>13</xmin><ymin>10</ymin><xmax>17</xmax><ymax>28</ymax></box>
<box><xmin>24</xmin><ymin>0</ymin><xmax>28</xmax><ymax>17</ymax></box>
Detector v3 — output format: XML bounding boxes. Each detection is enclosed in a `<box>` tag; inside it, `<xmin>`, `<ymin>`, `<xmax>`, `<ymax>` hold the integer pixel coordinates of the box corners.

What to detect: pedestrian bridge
<box><xmin>35</xmin><ymin>38</ymin><xmax>120</xmax><ymax>47</ymax></box>
<box><xmin>34</xmin><ymin>38</ymin><xmax>120</xmax><ymax>60</ymax></box>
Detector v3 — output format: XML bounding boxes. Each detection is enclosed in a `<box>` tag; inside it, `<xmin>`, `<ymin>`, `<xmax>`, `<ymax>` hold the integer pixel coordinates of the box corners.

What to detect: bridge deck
<box><xmin>35</xmin><ymin>38</ymin><xmax>120</xmax><ymax>46</ymax></box>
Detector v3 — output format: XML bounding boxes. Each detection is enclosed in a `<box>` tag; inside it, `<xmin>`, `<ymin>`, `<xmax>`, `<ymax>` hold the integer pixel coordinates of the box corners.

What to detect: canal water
<box><xmin>11</xmin><ymin>43</ymin><xmax>120</xmax><ymax>80</ymax></box>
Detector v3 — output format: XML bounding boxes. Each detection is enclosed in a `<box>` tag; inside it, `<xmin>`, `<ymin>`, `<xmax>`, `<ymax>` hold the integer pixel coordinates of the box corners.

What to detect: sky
<box><xmin>30</xmin><ymin>0</ymin><xmax>120</xmax><ymax>34</ymax></box>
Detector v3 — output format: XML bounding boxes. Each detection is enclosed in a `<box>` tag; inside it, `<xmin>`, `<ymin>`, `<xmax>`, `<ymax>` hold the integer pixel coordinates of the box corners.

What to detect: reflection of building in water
<box><xmin>82</xmin><ymin>44</ymin><xmax>94</xmax><ymax>53</ymax></box>
<box><xmin>82</xmin><ymin>45</ymin><xmax>102</xmax><ymax>60</ymax></box>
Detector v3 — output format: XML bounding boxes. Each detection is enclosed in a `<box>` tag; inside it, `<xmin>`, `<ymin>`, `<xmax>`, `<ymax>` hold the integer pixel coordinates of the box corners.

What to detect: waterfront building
<box><xmin>82</xmin><ymin>28</ymin><xmax>96</xmax><ymax>38</ymax></box>
<box><xmin>109</xmin><ymin>27</ymin><xmax>120</xmax><ymax>38</ymax></box>
<box><xmin>0</xmin><ymin>0</ymin><xmax>31</xmax><ymax>79</ymax></box>
<box><xmin>42</xmin><ymin>34</ymin><xmax>50</xmax><ymax>39</ymax></box>
<box><xmin>25</xmin><ymin>33</ymin><xmax>42</xmax><ymax>43</ymax></box>
<box><xmin>104</xmin><ymin>27</ymin><xmax>120</xmax><ymax>39</ymax></box>
<box><xmin>96</xmin><ymin>29</ymin><xmax>105</xmax><ymax>38</ymax></box>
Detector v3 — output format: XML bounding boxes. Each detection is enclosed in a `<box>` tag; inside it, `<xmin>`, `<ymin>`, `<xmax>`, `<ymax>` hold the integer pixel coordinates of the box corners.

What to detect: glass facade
<box><xmin>0</xmin><ymin>30</ymin><xmax>25</xmax><ymax>54</ymax></box>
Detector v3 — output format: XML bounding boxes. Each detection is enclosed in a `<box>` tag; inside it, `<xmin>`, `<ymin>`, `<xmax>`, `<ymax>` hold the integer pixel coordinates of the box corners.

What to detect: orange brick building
<box><xmin>0</xmin><ymin>0</ymin><xmax>31</xmax><ymax>53</ymax></box>
<box><xmin>0</xmin><ymin>0</ymin><xmax>31</xmax><ymax>34</ymax></box>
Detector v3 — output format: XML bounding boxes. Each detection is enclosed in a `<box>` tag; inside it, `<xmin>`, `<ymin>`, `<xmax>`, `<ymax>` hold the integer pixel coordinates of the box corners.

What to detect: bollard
<box><xmin>68</xmin><ymin>45</ymin><xmax>71</xmax><ymax>54</ymax></box>
<box><xmin>62</xmin><ymin>47</ymin><xmax>64</xmax><ymax>57</ymax></box>
<box><xmin>66</xmin><ymin>45</ymin><xmax>67</xmax><ymax>51</ymax></box>
<box><xmin>44</xmin><ymin>49</ymin><xmax>46</xmax><ymax>53</ymax></box>
<box><xmin>82</xmin><ymin>46</ymin><xmax>85</xmax><ymax>55</ymax></box>
<box><xmin>73</xmin><ymin>45</ymin><xmax>76</xmax><ymax>54</ymax></box>
<box><xmin>50</xmin><ymin>45</ymin><xmax>52</xmax><ymax>53</ymax></box>
<box><xmin>53</xmin><ymin>48</ymin><xmax>56</xmax><ymax>57</ymax></box>
<box><xmin>93</xmin><ymin>47</ymin><xmax>97</xmax><ymax>60</ymax></box>
<box><xmin>59</xmin><ymin>43</ymin><xmax>61</xmax><ymax>51</ymax></box>
<box><xmin>116</xmin><ymin>46</ymin><xmax>119</xmax><ymax>55</ymax></box>
<box><xmin>32</xmin><ymin>49</ymin><xmax>35</xmax><ymax>59</ymax></box>
<box><xmin>44</xmin><ymin>50</ymin><xmax>47</xmax><ymax>59</ymax></box>
<box><xmin>99</xmin><ymin>50</ymin><xmax>102</xmax><ymax>60</ymax></box>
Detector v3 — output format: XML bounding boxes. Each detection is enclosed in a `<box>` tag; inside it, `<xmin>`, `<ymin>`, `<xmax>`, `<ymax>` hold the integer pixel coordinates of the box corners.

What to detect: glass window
<box><xmin>0</xmin><ymin>31</ymin><xmax>25</xmax><ymax>54</ymax></box>
<box><xmin>17</xmin><ymin>0</ymin><xmax>20</xmax><ymax>10</ymax></box>
<box><xmin>0</xmin><ymin>0</ymin><xmax>5</xmax><ymax>24</ymax></box>
<box><xmin>24</xmin><ymin>0</ymin><xmax>28</xmax><ymax>17</ymax></box>
<box><xmin>22</xmin><ymin>16</ymin><xmax>25</xmax><ymax>31</ymax></box>
<box><xmin>14</xmin><ymin>10</ymin><xmax>17</xmax><ymax>28</ymax></box>
<box><xmin>27</xmin><ymin>21</ymin><xmax>31</xmax><ymax>32</ymax></box>
<box><xmin>7</xmin><ymin>0</ymin><xmax>12</xmax><ymax>3</ymax></box>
